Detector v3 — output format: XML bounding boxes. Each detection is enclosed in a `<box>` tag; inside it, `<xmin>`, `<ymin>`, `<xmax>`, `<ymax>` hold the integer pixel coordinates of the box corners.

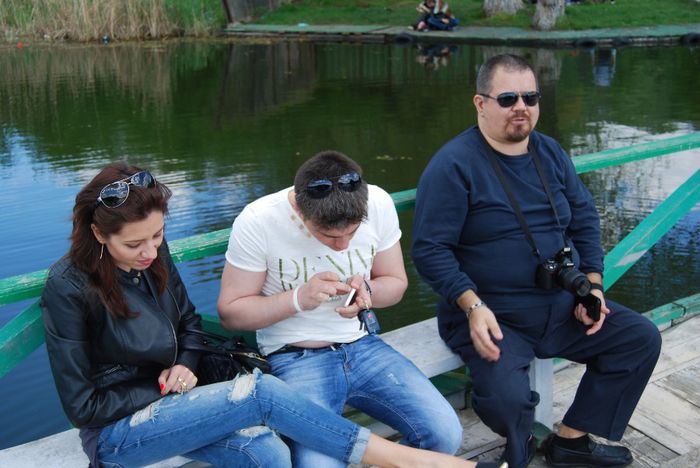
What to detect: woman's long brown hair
<box><xmin>69</xmin><ymin>162</ymin><xmax>172</xmax><ymax>319</ymax></box>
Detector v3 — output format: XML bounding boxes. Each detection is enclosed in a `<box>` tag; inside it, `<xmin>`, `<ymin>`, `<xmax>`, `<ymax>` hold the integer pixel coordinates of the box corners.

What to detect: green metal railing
<box><xmin>1</xmin><ymin>132</ymin><xmax>700</xmax><ymax>379</ymax></box>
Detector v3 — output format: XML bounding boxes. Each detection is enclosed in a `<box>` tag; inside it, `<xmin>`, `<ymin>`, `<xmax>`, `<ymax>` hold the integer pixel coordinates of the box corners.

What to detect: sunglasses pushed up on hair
<box><xmin>304</xmin><ymin>172</ymin><xmax>362</xmax><ymax>199</ymax></box>
<box><xmin>96</xmin><ymin>171</ymin><xmax>157</xmax><ymax>208</ymax></box>
<box><xmin>479</xmin><ymin>91</ymin><xmax>541</xmax><ymax>108</ymax></box>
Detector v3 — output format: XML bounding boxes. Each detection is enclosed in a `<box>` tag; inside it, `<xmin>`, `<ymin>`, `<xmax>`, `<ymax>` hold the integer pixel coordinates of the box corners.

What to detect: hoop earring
<box><xmin>99</xmin><ymin>243</ymin><xmax>104</xmax><ymax>260</ymax></box>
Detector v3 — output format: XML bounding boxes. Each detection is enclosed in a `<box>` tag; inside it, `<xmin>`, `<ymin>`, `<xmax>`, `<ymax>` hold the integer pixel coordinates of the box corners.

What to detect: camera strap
<box><xmin>480</xmin><ymin>132</ymin><xmax>568</xmax><ymax>262</ymax></box>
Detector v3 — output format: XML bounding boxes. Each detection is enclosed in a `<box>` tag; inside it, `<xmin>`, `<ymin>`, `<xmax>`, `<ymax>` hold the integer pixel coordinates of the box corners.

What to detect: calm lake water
<box><xmin>1</xmin><ymin>39</ymin><xmax>699</xmax><ymax>449</ymax></box>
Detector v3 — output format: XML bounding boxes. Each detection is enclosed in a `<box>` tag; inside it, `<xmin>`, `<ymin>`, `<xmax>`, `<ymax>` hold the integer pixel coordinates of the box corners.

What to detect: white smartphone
<box><xmin>343</xmin><ymin>288</ymin><xmax>357</xmax><ymax>307</ymax></box>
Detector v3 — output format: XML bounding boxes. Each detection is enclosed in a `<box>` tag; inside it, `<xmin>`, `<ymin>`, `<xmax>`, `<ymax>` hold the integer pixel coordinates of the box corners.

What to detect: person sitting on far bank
<box><xmin>411</xmin><ymin>54</ymin><xmax>661</xmax><ymax>468</ymax></box>
<box><xmin>41</xmin><ymin>162</ymin><xmax>505</xmax><ymax>468</ymax></box>
<box><xmin>412</xmin><ymin>0</ymin><xmax>459</xmax><ymax>31</ymax></box>
<box><xmin>217</xmin><ymin>150</ymin><xmax>467</xmax><ymax>468</ymax></box>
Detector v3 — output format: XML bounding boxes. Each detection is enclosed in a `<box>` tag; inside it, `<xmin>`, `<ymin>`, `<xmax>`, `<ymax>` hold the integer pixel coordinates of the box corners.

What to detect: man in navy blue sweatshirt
<box><xmin>411</xmin><ymin>54</ymin><xmax>661</xmax><ymax>468</ymax></box>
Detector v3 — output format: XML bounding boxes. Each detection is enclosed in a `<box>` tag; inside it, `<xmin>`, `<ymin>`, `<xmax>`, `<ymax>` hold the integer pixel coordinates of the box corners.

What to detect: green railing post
<box><xmin>0</xmin><ymin>302</ymin><xmax>44</xmax><ymax>378</ymax></box>
<box><xmin>604</xmin><ymin>169</ymin><xmax>700</xmax><ymax>289</ymax></box>
<box><xmin>573</xmin><ymin>133</ymin><xmax>700</xmax><ymax>173</ymax></box>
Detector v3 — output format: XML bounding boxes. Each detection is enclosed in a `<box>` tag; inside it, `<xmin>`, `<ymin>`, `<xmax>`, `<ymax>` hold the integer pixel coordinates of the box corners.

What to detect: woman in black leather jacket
<box><xmin>41</xmin><ymin>162</ymin><xmax>501</xmax><ymax>468</ymax></box>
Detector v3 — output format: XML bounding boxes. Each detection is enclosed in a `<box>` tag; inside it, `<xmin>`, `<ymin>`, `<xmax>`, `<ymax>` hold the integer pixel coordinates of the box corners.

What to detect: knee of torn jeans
<box><xmin>129</xmin><ymin>399</ymin><xmax>161</xmax><ymax>427</ymax></box>
<box><xmin>228</xmin><ymin>371</ymin><xmax>258</xmax><ymax>402</ymax></box>
<box><xmin>238</xmin><ymin>425</ymin><xmax>272</xmax><ymax>438</ymax></box>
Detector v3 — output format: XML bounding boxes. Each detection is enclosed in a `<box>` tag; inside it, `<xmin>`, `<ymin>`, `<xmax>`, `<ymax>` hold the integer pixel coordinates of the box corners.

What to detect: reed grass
<box><xmin>0</xmin><ymin>0</ymin><xmax>226</xmax><ymax>42</ymax></box>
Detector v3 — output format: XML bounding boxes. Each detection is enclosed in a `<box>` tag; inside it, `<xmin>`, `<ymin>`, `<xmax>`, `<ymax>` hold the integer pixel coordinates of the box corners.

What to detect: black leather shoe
<box><xmin>544</xmin><ymin>434</ymin><xmax>632</xmax><ymax>467</ymax></box>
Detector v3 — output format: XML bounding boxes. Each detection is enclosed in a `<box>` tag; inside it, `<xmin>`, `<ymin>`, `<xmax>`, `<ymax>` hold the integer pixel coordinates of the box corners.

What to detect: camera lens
<box><xmin>558</xmin><ymin>268</ymin><xmax>591</xmax><ymax>297</ymax></box>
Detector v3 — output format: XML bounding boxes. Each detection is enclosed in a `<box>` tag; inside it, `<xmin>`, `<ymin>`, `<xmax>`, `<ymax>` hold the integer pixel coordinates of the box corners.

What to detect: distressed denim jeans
<box><xmin>97</xmin><ymin>369</ymin><xmax>370</xmax><ymax>467</ymax></box>
<box><xmin>269</xmin><ymin>335</ymin><xmax>463</xmax><ymax>468</ymax></box>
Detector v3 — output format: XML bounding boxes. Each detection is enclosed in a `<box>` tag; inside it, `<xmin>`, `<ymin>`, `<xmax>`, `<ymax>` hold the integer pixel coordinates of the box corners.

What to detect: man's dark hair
<box><xmin>294</xmin><ymin>150</ymin><xmax>368</xmax><ymax>230</ymax></box>
<box><xmin>476</xmin><ymin>54</ymin><xmax>538</xmax><ymax>95</ymax></box>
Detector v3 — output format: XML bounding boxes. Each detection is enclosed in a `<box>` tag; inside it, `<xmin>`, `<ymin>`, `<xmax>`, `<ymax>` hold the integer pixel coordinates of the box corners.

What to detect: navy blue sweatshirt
<box><xmin>412</xmin><ymin>126</ymin><xmax>603</xmax><ymax>346</ymax></box>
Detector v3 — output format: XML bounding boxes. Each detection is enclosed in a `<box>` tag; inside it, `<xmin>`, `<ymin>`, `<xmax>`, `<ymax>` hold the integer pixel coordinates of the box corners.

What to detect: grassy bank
<box><xmin>257</xmin><ymin>0</ymin><xmax>700</xmax><ymax>30</ymax></box>
<box><xmin>1</xmin><ymin>0</ymin><xmax>226</xmax><ymax>42</ymax></box>
<box><xmin>2</xmin><ymin>0</ymin><xmax>698</xmax><ymax>42</ymax></box>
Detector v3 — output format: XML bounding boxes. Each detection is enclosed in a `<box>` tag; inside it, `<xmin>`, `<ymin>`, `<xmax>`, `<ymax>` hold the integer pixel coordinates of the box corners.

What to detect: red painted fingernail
<box><xmin>159</xmin><ymin>384</ymin><xmax>165</xmax><ymax>394</ymax></box>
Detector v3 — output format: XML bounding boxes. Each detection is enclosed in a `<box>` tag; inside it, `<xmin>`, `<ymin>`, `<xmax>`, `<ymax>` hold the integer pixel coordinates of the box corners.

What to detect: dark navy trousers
<box><xmin>454</xmin><ymin>292</ymin><xmax>661</xmax><ymax>468</ymax></box>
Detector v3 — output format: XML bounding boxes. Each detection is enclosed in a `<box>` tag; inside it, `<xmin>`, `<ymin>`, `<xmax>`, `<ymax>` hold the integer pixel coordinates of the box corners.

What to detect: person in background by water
<box><xmin>217</xmin><ymin>150</ymin><xmax>466</xmax><ymax>468</ymax></box>
<box><xmin>41</xmin><ymin>162</ymin><xmax>506</xmax><ymax>468</ymax></box>
<box><xmin>411</xmin><ymin>54</ymin><xmax>660</xmax><ymax>467</ymax></box>
<box><xmin>412</xmin><ymin>0</ymin><xmax>459</xmax><ymax>32</ymax></box>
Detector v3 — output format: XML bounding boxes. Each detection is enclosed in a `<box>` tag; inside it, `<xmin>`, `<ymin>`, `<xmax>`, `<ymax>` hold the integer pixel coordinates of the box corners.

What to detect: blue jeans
<box><xmin>269</xmin><ymin>335</ymin><xmax>463</xmax><ymax>468</ymax></box>
<box><xmin>97</xmin><ymin>369</ymin><xmax>370</xmax><ymax>467</ymax></box>
<box><xmin>426</xmin><ymin>15</ymin><xmax>459</xmax><ymax>30</ymax></box>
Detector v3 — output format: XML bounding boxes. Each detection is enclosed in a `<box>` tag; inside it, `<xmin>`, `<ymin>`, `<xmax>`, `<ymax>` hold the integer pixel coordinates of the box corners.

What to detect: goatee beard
<box><xmin>505</xmin><ymin>113</ymin><xmax>531</xmax><ymax>142</ymax></box>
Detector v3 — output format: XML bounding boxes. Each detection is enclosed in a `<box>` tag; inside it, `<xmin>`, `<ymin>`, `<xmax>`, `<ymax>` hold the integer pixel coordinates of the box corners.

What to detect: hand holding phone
<box><xmin>344</xmin><ymin>288</ymin><xmax>357</xmax><ymax>307</ymax></box>
<box><xmin>344</xmin><ymin>287</ymin><xmax>380</xmax><ymax>334</ymax></box>
<box><xmin>575</xmin><ymin>293</ymin><xmax>601</xmax><ymax>322</ymax></box>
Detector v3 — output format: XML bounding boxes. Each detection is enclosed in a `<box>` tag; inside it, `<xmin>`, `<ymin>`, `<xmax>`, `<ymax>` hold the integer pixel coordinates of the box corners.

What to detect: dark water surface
<box><xmin>1</xmin><ymin>40</ymin><xmax>699</xmax><ymax>449</ymax></box>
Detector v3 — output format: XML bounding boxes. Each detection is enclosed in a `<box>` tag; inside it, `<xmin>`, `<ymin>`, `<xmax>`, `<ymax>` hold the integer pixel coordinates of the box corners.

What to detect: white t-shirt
<box><xmin>225</xmin><ymin>184</ymin><xmax>402</xmax><ymax>355</ymax></box>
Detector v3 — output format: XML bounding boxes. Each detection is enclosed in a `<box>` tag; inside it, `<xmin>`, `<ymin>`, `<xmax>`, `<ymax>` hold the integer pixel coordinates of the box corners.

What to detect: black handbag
<box><xmin>181</xmin><ymin>329</ymin><xmax>271</xmax><ymax>386</ymax></box>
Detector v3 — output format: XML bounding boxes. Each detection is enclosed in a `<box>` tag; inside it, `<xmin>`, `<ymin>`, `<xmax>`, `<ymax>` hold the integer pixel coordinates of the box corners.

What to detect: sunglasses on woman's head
<box><xmin>479</xmin><ymin>91</ymin><xmax>541</xmax><ymax>108</ymax></box>
<box><xmin>97</xmin><ymin>171</ymin><xmax>157</xmax><ymax>208</ymax></box>
<box><xmin>305</xmin><ymin>172</ymin><xmax>362</xmax><ymax>199</ymax></box>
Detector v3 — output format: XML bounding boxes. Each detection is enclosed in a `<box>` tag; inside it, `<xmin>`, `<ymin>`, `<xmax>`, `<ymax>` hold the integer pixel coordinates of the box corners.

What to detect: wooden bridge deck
<box><xmin>448</xmin><ymin>313</ymin><xmax>700</xmax><ymax>467</ymax></box>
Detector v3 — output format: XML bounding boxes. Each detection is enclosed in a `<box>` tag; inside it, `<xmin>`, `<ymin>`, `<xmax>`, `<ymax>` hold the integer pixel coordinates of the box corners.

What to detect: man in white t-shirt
<box><xmin>218</xmin><ymin>150</ymin><xmax>463</xmax><ymax>468</ymax></box>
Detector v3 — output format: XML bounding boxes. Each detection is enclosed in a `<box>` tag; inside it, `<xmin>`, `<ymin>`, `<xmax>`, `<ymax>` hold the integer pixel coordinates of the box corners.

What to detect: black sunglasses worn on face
<box><xmin>479</xmin><ymin>91</ymin><xmax>541</xmax><ymax>108</ymax></box>
<box><xmin>97</xmin><ymin>171</ymin><xmax>157</xmax><ymax>208</ymax></box>
<box><xmin>305</xmin><ymin>172</ymin><xmax>362</xmax><ymax>199</ymax></box>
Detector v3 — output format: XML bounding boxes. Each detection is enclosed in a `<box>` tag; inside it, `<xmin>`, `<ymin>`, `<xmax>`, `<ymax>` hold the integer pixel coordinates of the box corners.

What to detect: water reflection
<box><xmin>0</xmin><ymin>40</ymin><xmax>699</xmax><ymax>449</ymax></box>
<box><xmin>216</xmin><ymin>42</ymin><xmax>318</xmax><ymax>120</ymax></box>
<box><xmin>591</xmin><ymin>47</ymin><xmax>617</xmax><ymax>87</ymax></box>
<box><xmin>415</xmin><ymin>44</ymin><xmax>458</xmax><ymax>71</ymax></box>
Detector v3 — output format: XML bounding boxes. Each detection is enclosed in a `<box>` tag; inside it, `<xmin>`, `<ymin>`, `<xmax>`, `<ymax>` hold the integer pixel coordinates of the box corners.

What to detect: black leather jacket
<box><xmin>40</xmin><ymin>244</ymin><xmax>202</xmax><ymax>429</ymax></box>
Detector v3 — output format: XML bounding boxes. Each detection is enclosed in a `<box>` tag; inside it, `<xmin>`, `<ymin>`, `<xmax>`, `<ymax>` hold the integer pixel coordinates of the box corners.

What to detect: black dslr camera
<box><xmin>536</xmin><ymin>247</ymin><xmax>591</xmax><ymax>297</ymax></box>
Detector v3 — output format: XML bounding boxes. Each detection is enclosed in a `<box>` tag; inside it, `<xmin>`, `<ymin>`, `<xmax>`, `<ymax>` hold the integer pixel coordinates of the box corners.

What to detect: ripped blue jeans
<box><xmin>269</xmin><ymin>335</ymin><xmax>463</xmax><ymax>468</ymax></box>
<box><xmin>97</xmin><ymin>369</ymin><xmax>370</xmax><ymax>467</ymax></box>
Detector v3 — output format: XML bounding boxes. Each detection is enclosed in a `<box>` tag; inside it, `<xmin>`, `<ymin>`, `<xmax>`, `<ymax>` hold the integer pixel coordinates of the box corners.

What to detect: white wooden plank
<box><xmin>631</xmin><ymin>383</ymin><xmax>700</xmax><ymax>454</ymax></box>
<box><xmin>380</xmin><ymin>318</ymin><xmax>465</xmax><ymax>377</ymax></box>
<box><xmin>0</xmin><ymin>428</ymin><xmax>199</xmax><ymax>467</ymax></box>
<box><xmin>662</xmin><ymin>447</ymin><xmax>700</xmax><ymax>467</ymax></box>
<box><xmin>649</xmin><ymin>331</ymin><xmax>700</xmax><ymax>382</ymax></box>
<box><xmin>656</xmin><ymin>363</ymin><xmax>700</xmax><ymax>407</ymax></box>
<box><xmin>620</xmin><ymin>426</ymin><xmax>679</xmax><ymax>466</ymax></box>
<box><xmin>654</xmin><ymin>315</ymin><xmax>700</xmax><ymax>349</ymax></box>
